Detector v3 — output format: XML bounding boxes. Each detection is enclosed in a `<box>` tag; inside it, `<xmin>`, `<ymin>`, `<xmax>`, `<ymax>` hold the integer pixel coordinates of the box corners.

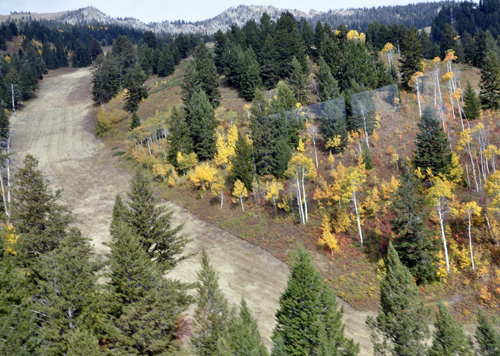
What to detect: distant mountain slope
<box><xmin>1</xmin><ymin>2</ymin><xmax>452</xmax><ymax>35</ymax></box>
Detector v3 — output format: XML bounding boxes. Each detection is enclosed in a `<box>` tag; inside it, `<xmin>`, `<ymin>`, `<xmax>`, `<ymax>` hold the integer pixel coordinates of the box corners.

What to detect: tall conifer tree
<box><xmin>194</xmin><ymin>42</ymin><xmax>221</xmax><ymax>108</ymax></box>
<box><xmin>399</xmin><ymin>30</ymin><xmax>424</xmax><ymax>90</ymax></box>
<box><xmin>167</xmin><ymin>105</ymin><xmax>193</xmax><ymax>165</ymax></box>
<box><xmin>475</xmin><ymin>307</ymin><xmax>500</xmax><ymax>356</ymax></box>
<box><xmin>187</xmin><ymin>90</ymin><xmax>218</xmax><ymax>160</ymax></box>
<box><xmin>463</xmin><ymin>80</ymin><xmax>481</xmax><ymax>120</ymax></box>
<box><xmin>479</xmin><ymin>51</ymin><xmax>500</xmax><ymax>110</ymax></box>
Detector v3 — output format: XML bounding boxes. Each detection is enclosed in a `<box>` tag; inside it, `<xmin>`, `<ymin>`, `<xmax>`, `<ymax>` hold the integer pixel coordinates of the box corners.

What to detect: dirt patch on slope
<box><xmin>10</xmin><ymin>67</ymin><xmax>375</xmax><ymax>354</ymax></box>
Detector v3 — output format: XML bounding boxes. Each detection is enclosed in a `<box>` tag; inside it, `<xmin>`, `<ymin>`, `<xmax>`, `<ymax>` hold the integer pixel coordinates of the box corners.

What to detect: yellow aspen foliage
<box><xmin>1</xmin><ymin>223</ymin><xmax>18</xmax><ymax>255</ymax></box>
<box><xmin>211</xmin><ymin>172</ymin><xmax>226</xmax><ymax>209</ymax></box>
<box><xmin>214</xmin><ymin>125</ymin><xmax>238</xmax><ymax>169</ymax></box>
<box><xmin>232</xmin><ymin>179</ymin><xmax>248</xmax><ymax>211</ymax></box>
<box><xmin>484</xmin><ymin>145</ymin><xmax>500</xmax><ymax>162</ymax></box>
<box><xmin>428</xmin><ymin>177</ymin><xmax>455</xmax><ymax>205</ymax></box>
<box><xmin>4</xmin><ymin>55</ymin><xmax>11</xmax><ymax>63</ymax></box>
<box><xmin>372</xmin><ymin>131</ymin><xmax>379</xmax><ymax>144</ymax></box>
<box><xmin>436</xmin><ymin>251</ymin><xmax>449</xmax><ymax>282</ymax></box>
<box><xmin>444</xmin><ymin>50</ymin><xmax>458</xmax><ymax>63</ymax></box>
<box><xmin>328</xmin><ymin>152</ymin><xmax>335</xmax><ymax>170</ymax></box>
<box><xmin>380</xmin><ymin>176</ymin><xmax>400</xmax><ymax>200</ymax></box>
<box><xmin>277</xmin><ymin>195</ymin><xmax>291</xmax><ymax>212</ymax></box>
<box><xmin>449</xmin><ymin>152</ymin><xmax>464</xmax><ymax>184</ymax></box>
<box><xmin>297</xmin><ymin>138</ymin><xmax>305</xmax><ymax>153</ymax></box>
<box><xmin>452</xmin><ymin>88</ymin><xmax>462</xmax><ymax>100</ymax></box>
<box><xmin>177</xmin><ymin>152</ymin><xmax>198</xmax><ymax>175</ymax></box>
<box><xmin>479</xmin><ymin>285</ymin><xmax>492</xmax><ymax>302</ymax></box>
<box><xmin>333</xmin><ymin>210</ymin><xmax>352</xmax><ymax>235</ymax></box>
<box><xmin>326</xmin><ymin>135</ymin><xmax>343</xmax><ymax>150</ymax></box>
<box><xmin>441</xmin><ymin>71</ymin><xmax>455</xmax><ymax>82</ymax></box>
<box><xmin>189</xmin><ymin>162</ymin><xmax>218</xmax><ymax>190</ymax></box>
<box><xmin>285</xmin><ymin>154</ymin><xmax>317</xmax><ymax>181</ymax></box>
<box><xmin>381</xmin><ymin>42</ymin><xmax>394</xmax><ymax>54</ymax></box>
<box><xmin>409</xmin><ymin>72</ymin><xmax>424</xmax><ymax>88</ymax></box>
<box><xmin>318</xmin><ymin>215</ymin><xmax>338</xmax><ymax>256</ymax></box>
<box><xmin>421</xmin><ymin>60</ymin><xmax>426</xmax><ymax>71</ymax></box>
<box><xmin>386</xmin><ymin>145</ymin><xmax>394</xmax><ymax>155</ymax></box>
<box><xmin>152</xmin><ymin>163</ymin><xmax>178</xmax><ymax>186</ymax></box>
<box><xmin>391</xmin><ymin>153</ymin><xmax>399</xmax><ymax>165</ymax></box>
<box><xmin>431</xmin><ymin>57</ymin><xmax>441</xmax><ymax>66</ymax></box>
<box><xmin>265</xmin><ymin>179</ymin><xmax>284</xmax><ymax>209</ymax></box>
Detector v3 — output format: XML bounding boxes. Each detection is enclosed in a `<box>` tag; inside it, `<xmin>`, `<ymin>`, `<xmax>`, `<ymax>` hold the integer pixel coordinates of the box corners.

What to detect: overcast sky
<box><xmin>3</xmin><ymin>0</ymin><xmax>441</xmax><ymax>23</ymax></box>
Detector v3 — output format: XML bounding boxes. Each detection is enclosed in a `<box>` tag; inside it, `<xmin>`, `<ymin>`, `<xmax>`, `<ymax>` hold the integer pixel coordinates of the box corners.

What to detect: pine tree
<box><xmin>320</xmin><ymin>98</ymin><xmax>348</xmax><ymax>154</ymax></box>
<box><xmin>66</xmin><ymin>328</ymin><xmax>101</xmax><ymax>356</ymax></box>
<box><xmin>317</xmin><ymin>56</ymin><xmax>339</xmax><ymax>102</ymax></box>
<box><xmin>123</xmin><ymin>64</ymin><xmax>148</xmax><ymax>112</ymax></box>
<box><xmin>91</xmin><ymin>53</ymin><xmax>119</xmax><ymax>105</ymax></box>
<box><xmin>463</xmin><ymin>80</ymin><xmax>481</xmax><ymax>120</ymax></box>
<box><xmin>367</xmin><ymin>242</ymin><xmax>430</xmax><ymax>356</ymax></box>
<box><xmin>129</xmin><ymin>111</ymin><xmax>141</xmax><ymax>131</ymax></box>
<box><xmin>413</xmin><ymin>107</ymin><xmax>452</xmax><ymax>181</ymax></box>
<box><xmin>230</xmin><ymin>132</ymin><xmax>254</xmax><ymax>191</ymax></box>
<box><xmin>106</xmin><ymin>222</ymin><xmax>187</xmax><ymax>354</ymax></box>
<box><xmin>110</xmin><ymin>194</ymin><xmax>127</xmax><ymax>237</ymax></box>
<box><xmin>192</xmin><ymin>250</ymin><xmax>230</xmax><ymax>356</ymax></box>
<box><xmin>90</xmin><ymin>38</ymin><xmax>103</xmax><ymax>61</ymax></box>
<box><xmin>126</xmin><ymin>169</ymin><xmax>188</xmax><ymax>272</ymax></box>
<box><xmin>157</xmin><ymin>45</ymin><xmax>175</xmax><ymax>77</ymax></box>
<box><xmin>260</xmin><ymin>35</ymin><xmax>279</xmax><ymax>88</ymax></box>
<box><xmin>181</xmin><ymin>61</ymin><xmax>200</xmax><ymax>108</ymax></box>
<box><xmin>390</xmin><ymin>164</ymin><xmax>438</xmax><ymax>284</ymax></box>
<box><xmin>11</xmin><ymin>155</ymin><xmax>73</xmax><ymax>271</ymax></box>
<box><xmin>167</xmin><ymin>105</ymin><xmax>193</xmax><ymax>165</ymax></box>
<box><xmin>475</xmin><ymin>307</ymin><xmax>500</xmax><ymax>356</ymax></box>
<box><xmin>399</xmin><ymin>30</ymin><xmax>424</xmax><ymax>90</ymax></box>
<box><xmin>319</xmin><ymin>35</ymin><xmax>341</xmax><ymax>79</ymax></box>
<box><xmin>194</xmin><ymin>42</ymin><xmax>221</xmax><ymax>108</ymax></box>
<box><xmin>187</xmin><ymin>90</ymin><xmax>218</xmax><ymax>160</ymax></box>
<box><xmin>288</xmin><ymin>56</ymin><xmax>309</xmax><ymax>105</ymax></box>
<box><xmin>479</xmin><ymin>51</ymin><xmax>500</xmax><ymax>110</ymax></box>
<box><xmin>32</xmin><ymin>229</ymin><xmax>102</xmax><ymax>355</ymax></box>
<box><xmin>273</xmin><ymin>12</ymin><xmax>308</xmax><ymax>76</ymax></box>
<box><xmin>428</xmin><ymin>302</ymin><xmax>474</xmax><ymax>356</ymax></box>
<box><xmin>272</xmin><ymin>247</ymin><xmax>359</xmax><ymax>356</ymax></box>
<box><xmin>224</xmin><ymin>298</ymin><xmax>268</xmax><ymax>356</ymax></box>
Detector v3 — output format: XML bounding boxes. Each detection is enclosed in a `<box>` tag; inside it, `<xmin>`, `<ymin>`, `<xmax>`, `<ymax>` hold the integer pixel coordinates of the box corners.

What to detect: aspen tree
<box><xmin>232</xmin><ymin>180</ymin><xmax>248</xmax><ymax>212</ymax></box>
<box><xmin>341</xmin><ymin>162</ymin><xmax>366</xmax><ymax>244</ymax></box>
<box><xmin>452</xmin><ymin>201</ymin><xmax>481</xmax><ymax>272</ymax></box>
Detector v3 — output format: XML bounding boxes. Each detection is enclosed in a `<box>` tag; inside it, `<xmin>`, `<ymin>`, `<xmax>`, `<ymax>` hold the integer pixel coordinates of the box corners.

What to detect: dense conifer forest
<box><xmin>2</xmin><ymin>1</ymin><xmax>500</xmax><ymax>354</ymax></box>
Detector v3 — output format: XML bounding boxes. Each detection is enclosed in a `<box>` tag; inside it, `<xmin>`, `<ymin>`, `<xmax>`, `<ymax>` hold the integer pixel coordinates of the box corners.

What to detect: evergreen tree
<box><xmin>230</xmin><ymin>132</ymin><xmax>254</xmax><ymax>191</ymax></box>
<box><xmin>260</xmin><ymin>35</ymin><xmax>279</xmax><ymax>87</ymax></box>
<box><xmin>367</xmin><ymin>242</ymin><xmax>430</xmax><ymax>356</ymax></box>
<box><xmin>463</xmin><ymin>80</ymin><xmax>482</xmax><ymax>120</ymax></box>
<box><xmin>272</xmin><ymin>247</ymin><xmax>359</xmax><ymax>356</ymax></box>
<box><xmin>0</xmin><ymin>106</ymin><xmax>9</xmax><ymax>142</ymax></box>
<box><xmin>317</xmin><ymin>56</ymin><xmax>339</xmax><ymax>102</ymax></box>
<box><xmin>192</xmin><ymin>250</ymin><xmax>230</xmax><ymax>356</ymax></box>
<box><xmin>224</xmin><ymin>298</ymin><xmax>269</xmax><ymax>356</ymax></box>
<box><xmin>90</xmin><ymin>38</ymin><xmax>103</xmax><ymax>61</ymax></box>
<box><xmin>33</xmin><ymin>229</ymin><xmax>102</xmax><ymax>355</ymax></box>
<box><xmin>273</xmin><ymin>12</ymin><xmax>308</xmax><ymax>76</ymax></box>
<box><xmin>319</xmin><ymin>35</ymin><xmax>341</xmax><ymax>80</ymax></box>
<box><xmin>320</xmin><ymin>98</ymin><xmax>348</xmax><ymax>154</ymax></box>
<box><xmin>479</xmin><ymin>51</ymin><xmax>500</xmax><ymax>110</ymax></box>
<box><xmin>106</xmin><ymin>222</ymin><xmax>188</xmax><ymax>354</ymax></box>
<box><xmin>129</xmin><ymin>111</ymin><xmax>141</xmax><ymax>131</ymax></box>
<box><xmin>125</xmin><ymin>170</ymin><xmax>188</xmax><ymax>272</ymax></box>
<box><xmin>66</xmin><ymin>328</ymin><xmax>101</xmax><ymax>356</ymax></box>
<box><xmin>399</xmin><ymin>30</ymin><xmax>424</xmax><ymax>90</ymax></box>
<box><xmin>361</xmin><ymin>142</ymin><xmax>374</xmax><ymax>170</ymax></box>
<box><xmin>11</xmin><ymin>155</ymin><xmax>73</xmax><ymax>271</ymax></box>
<box><xmin>428</xmin><ymin>302</ymin><xmax>474</xmax><ymax>356</ymax></box>
<box><xmin>240</xmin><ymin>49</ymin><xmax>262</xmax><ymax>101</ymax></box>
<box><xmin>413</xmin><ymin>107</ymin><xmax>452</xmax><ymax>181</ymax></box>
<box><xmin>181</xmin><ymin>61</ymin><xmax>200</xmax><ymax>108</ymax></box>
<box><xmin>475</xmin><ymin>307</ymin><xmax>500</xmax><ymax>356</ymax></box>
<box><xmin>271</xmin><ymin>335</ymin><xmax>287</xmax><ymax>356</ymax></box>
<box><xmin>167</xmin><ymin>105</ymin><xmax>193</xmax><ymax>165</ymax></box>
<box><xmin>110</xmin><ymin>193</ymin><xmax>127</xmax><ymax>237</ymax></box>
<box><xmin>390</xmin><ymin>164</ymin><xmax>438</xmax><ymax>284</ymax></box>
<box><xmin>194</xmin><ymin>42</ymin><xmax>221</xmax><ymax>108</ymax></box>
<box><xmin>287</xmin><ymin>56</ymin><xmax>309</xmax><ymax>105</ymax></box>
<box><xmin>123</xmin><ymin>64</ymin><xmax>148</xmax><ymax>112</ymax></box>
<box><xmin>157</xmin><ymin>45</ymin><xmax>175</xmax><ymax>77</ymax></box>
<box><xmin>91</xmin><ymin>53</ymin><xmax>120</xmax><ymax>105</ymax></box>
<box><xmin>144</xmin><ymin>31</ymin><xmax>158</xmax><ymax>49</ymax></box>
<box><xmin>187</xmin><ymin>90</ymin><xmax>218</xmax><ymax>160</ymax></box>
<box><xmin>299</xmin><ymin>18</ymin><xmax>314</xmax><ymax>55</ymax></box>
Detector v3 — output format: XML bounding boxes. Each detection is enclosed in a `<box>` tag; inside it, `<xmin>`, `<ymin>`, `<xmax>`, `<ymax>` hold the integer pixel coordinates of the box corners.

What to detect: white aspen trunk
<box><xmin>296</xmin><ymin>174</ymin><xmax>305</xmax><ymax>224</ymax></box>
<box><xmin>301</xmin><ymin>166</ymin><xmax>308</xmax><ymax>223</ymax></box>
<box><xmin>239</xmin><ymin>194</ymin><xmax>244</xmax><ymax>212</ymax></box>
<box><xmin>352</xmin><ymin>188</ymin><xmax>363</xmax><ymax>245</ymax></box>
<box><xmin>6</xmin><ymin>133</ymin><xmax>11</xmax><ymax>206</ymax></box>
<box><xmin>465</xmin><ymin>163</ymin><xmax>471</xmax><ymax>189</ymax></box>
<box><xmin>468</xmin><ymin>212</ymin><xmax>475</xmax><ymax>272</ymax></box>
<box><xmin>467</xmin><ymin>149</ymin><xmax>480</xmax><ymax>192</ymax></box>
<box><xmin>416</xmin><ymin>83</ymin><xmax>422</xmax><ymax>117</ymax></box>
<box><xmin>362</xmin><ymin>112</ymin><xmax>369</xmax><ymax>147</ymax></box>
<box><xmin>438</xmin><ymin>202</ymin><xmax>450</xmax><ymax>272</ymax></box>
<box><xmin>220</xmin><ymin>190</ymin><xmax>223</xmax><ymax>209</ymax></box>
<box><xmin>0</xmin><ymin>170</ymin><xmax>8</xmax><ymax>219</ymax></box>
<box><xmin>312</xmin><ymin>137</ymin><xmax>319</xmax><ymax>169</ymax></box>
<box><xmin>11</xmin><ymin>84</ymin><xmax>16</xmax><ymax>116</ymax></box>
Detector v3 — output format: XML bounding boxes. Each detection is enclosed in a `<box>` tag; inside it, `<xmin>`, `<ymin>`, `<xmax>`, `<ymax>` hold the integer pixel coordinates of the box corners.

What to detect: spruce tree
<box><xmin>317</xmin><ymin>56</ymin><xmax>339</xmax><ymax>102</ymax></box>
<box><xmin>11</xmin><ymin>155</ymin><xmax>73</xmax><ymax>271</ymax></box>
<box><xmin>0</xmin><ymin>106</ymin><xmax>9</xmax><ymax>142</ymax></box>
<box><xmin>273</xmin><ymin>12</ymin><xmax>308</xmax><ymax>76</ymax></box>
<box><xmin>187</xmin><ymin>90</ymin><xmax>218</xmax><ymax>160</ymax></box>
<box><xmin>123</xmin><ymin>64</ymin><xmax>148</xmax><ymax>112</ymax></box>
<box><xmin>110</xmin><ymin>194</ymin><xmax>127</xmax><ymax>237</ymax></box>
<box><xmin>287</xmin><ymin>56</ymin><xmax>309</xmax><ymax>105</ymax></box>
<box><xmin>194</xmin><ymin>42</ymin><xmax>221</xmax><ymax>108</ymax></box>
<box><xmin>192</xmin><ymin>250</ymin><xmax>230</xmax><ymax>356</ymax></box>
<box><xmin>126</xmin><ymin>169</ymin><xmax>188</xmax><ymax>272</ymax></box>
<box><xmin>181</xmin><ymin>61</ymin><xmax>200</xmax><ymax>109</ymax></box>
<box><xmin>479</xmin><ymin>51</ymin><xmax>500</xmax><ymax>110</ymax></box>
<box><xmin>67</xmin><ymin>328</ymin><xmax>101</xmax><ymax>356</ymax></box>
<box><xmin>463</xmin><ymin>80</ymin><xmax>481</xmax><ymax>120</ymax></box>
<box><xmin>224</xmin><ymin>298</ymin><xmax>268</xmax><ymax>356</ymax></box>
<box><xmin>367</xmin><ymin>242</ymin><xmax>430</xmax><ymax>356</ymax></box>
<box><xmin>240</xmin><ymin>49</ymin><xmax>262</xmax><ymax>101</ymax></box>
<box><xmin>475</xmin><ymin>307</ymin><xmax>500</xmax><ymax>356</ymax></box>
<box><xmin>361</xmin><ymin>142</ymin><xmax>374</xmax><ymax>170</ymax></box>
<box><xmin>428</xmin><ymin>302</ymin><xmax>474</xmax><ymax>356</ymax></box>
<box><xmin>413</xmin><ymin>107</ymin><xmax>452</xmax><ymax>181</ymax></box>
<box><xmin>157</xmin><ymin>45</ymin><xmax>175</xmax><ymax>77</ymax></box>
<box><xmin>319</xmin><ymin>35</ymin><xmax>341</xmax><ymax>80</ymax></box>
<box><xmin>33</xmin><ymin>229</ymin><xmax>102</xmax><ymax>355</ymax></box>
<box><xmin>320</xmin><ymin>98</ymin><xmax>348</xmax><ymax>154</ymax></box>
<box><xmin>399</xmin><ymin>30</ymin><xmax>424</xmax><ymax>91</ymax></box>
<box><xmin>390</xmin><ymin>164</ymin><xmax>438</xmax><ymax>284</ymax></box>
<box><xmin>260</xmin><ymin>35</ymin><xmax>279</xmax><ymax>88</ymax></box>
<box><xmin>230</xmin><ymin>132</ymin><xmax>254</xmax><ymax>191</ymax></box>
<box><xmin>167</xmin><ymin>105</ymin><xmax>193</xmax><ymax>165</ymax></box>
<box><xmin>129</xmin><ymin>111</ymin><xmax>141</xmax><ymax>131</ymax></box>
<box><xmin>106</xmin><ymin>222</ymin><xmax>187</xmax><ymax>354</ymax></box>
<box><xmin>272</xmin><ymin>247</ymin><xmax>359</xmax><ymax>356</ymax></box>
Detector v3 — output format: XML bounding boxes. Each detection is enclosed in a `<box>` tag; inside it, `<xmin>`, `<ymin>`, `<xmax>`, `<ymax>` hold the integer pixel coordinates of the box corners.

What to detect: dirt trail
<box><xmin>11</xmin><ymin>67</ymin><xmax>375</xmax><ymax>354</ymax></box>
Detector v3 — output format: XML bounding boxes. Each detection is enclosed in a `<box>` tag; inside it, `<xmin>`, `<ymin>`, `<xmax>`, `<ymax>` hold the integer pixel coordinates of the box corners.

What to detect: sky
<box><xmin>2</xmin><ymin>0</ymin><xmax>441</xmax><ymax>24</ymax></box>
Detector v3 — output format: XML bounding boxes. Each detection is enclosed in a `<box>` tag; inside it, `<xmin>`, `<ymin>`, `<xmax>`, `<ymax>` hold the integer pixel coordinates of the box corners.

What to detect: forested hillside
<box><xmin>2</xmin><ymin>1</ymin><xmax>500</xmax><ymax>355</ymax></box>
